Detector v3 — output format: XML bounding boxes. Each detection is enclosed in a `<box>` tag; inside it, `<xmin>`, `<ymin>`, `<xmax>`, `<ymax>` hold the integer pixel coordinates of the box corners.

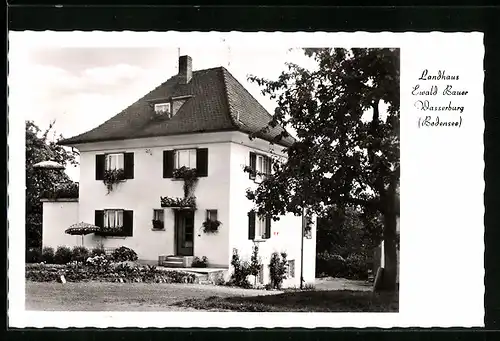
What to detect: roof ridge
<box><xmin>220</xmin><ymin>67</ymin><xmax>243</xmax><ymax>130</ymax></box>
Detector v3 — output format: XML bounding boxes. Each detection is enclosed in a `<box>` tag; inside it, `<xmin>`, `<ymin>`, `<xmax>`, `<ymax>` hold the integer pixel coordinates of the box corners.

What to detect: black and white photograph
<box><xmin>8</xmin><ymin>31</ymin><xmax>483</xmax><ymax>328</ymax></box>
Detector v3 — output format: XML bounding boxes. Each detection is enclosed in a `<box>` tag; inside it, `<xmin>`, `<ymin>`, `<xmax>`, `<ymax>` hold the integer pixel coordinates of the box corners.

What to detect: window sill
<box><xmin>253</xmin><ymin>238</ymin><xmax>268</xmax><ymax>243</ymax></box>
<box><xmin>151</xmin><ymin>228</ymin><xmax>165</xmax><ymax>231</ymax></box>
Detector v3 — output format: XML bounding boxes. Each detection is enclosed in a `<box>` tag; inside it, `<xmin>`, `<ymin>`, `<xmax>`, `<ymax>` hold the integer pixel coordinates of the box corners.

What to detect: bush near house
<box><xmin>90</xmin><ymin>246</ymin><xmax>106</xmax><ymax>257</ymax></box>
<box><xmin>192</xmin><ymin>256</ymin><xmax>208</xmax><ymax>268</ymax></box>
<box><xmin>25</xmin><ymin>260</ymin><xmax>197</xmax><ymax>284</ymax></box>
<box><xmin>71</xmin><ymin>246</ymin><xmax>90</xmax><ymax>263</ymax></box>
<box><xmin>41</xmin><ymin>247</ymin><xmax>55</xmax><ymax>264</ymax></box>
<box><xmin>268</xmin><ymin>252</ymin><xmax>288</xmax><ymax>289</ymax></box>
<box><xmin>54</xmin><ymin>246</ymin><xmax>73</xmax><ymax>265</ymax></box>
<box><xmin>316</xmin><ymin>251</ymin><xmax>370</xmax><ymax>280</ymax></box>
<box><xmin>228</xmin><ymin>249</ymin><xmax>252</xmax><ymax>288</ymax></box>
<box><xmin>112</xmin><ymin>246</ymin><xmax>138</xmax><ymax>262</ymax></box>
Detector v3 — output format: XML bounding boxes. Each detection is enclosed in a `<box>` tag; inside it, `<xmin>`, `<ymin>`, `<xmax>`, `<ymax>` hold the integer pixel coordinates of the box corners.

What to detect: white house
<box><xmin>42</xmin><ymin>55</ymin><xmax>317</xmax><ymax>288</ymax></box>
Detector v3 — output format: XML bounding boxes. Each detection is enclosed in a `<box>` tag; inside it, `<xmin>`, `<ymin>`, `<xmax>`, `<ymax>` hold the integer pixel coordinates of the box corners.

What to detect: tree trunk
<box><xmin>375</xmin><ymin>211</ymin><xmax>398</xmax><ymax>292</ymax></box>
<box><xmin>374</xmin><ymin>180</ymin><xmax>399</xmax><ymax>292</ymax></box>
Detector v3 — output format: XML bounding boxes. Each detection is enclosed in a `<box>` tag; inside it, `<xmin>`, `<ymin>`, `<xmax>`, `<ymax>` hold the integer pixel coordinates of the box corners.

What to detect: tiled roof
<box><xmin>59</xmin><ymin>67</ymin><xmax>294</xmax><ymax>147</ymax></box>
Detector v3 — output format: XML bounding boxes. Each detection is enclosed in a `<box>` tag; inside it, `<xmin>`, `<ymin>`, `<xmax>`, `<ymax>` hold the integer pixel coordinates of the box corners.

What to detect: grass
<box><xmin>26</xmin><ymin>280</ymin><xmax>397</xmax><ymax>312</ymax></box>
<box><xmin>173</xmin><ymin>290</ymin><xmax>399</xmax><ymax>312</ymax></box>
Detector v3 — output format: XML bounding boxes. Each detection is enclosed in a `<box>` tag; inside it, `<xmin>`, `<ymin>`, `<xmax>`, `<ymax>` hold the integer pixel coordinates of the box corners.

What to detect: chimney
<box><xmin>178</xmin><ymin>55</ymin><xmax>192</xmax><ymax>84</ymax></box>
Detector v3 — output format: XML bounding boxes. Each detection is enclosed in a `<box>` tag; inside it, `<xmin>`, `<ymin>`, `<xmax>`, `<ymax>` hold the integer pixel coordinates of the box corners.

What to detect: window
<box><xmin>104</xmin><ymin>209</ymin><xmax>124</xmax><ymax>229</ymax></box>
<box><xmin>153</xmin><ymin>209</ymin><xmax>164</xmax><ymax>221</ymax></box>
<box><xmin>152</xmin><ymin>209</ymin><xmax>164</xmax><ymax>229</ymax></box>
<box><xmin>106</xmin><ymin>153</ymin><xmax>124</xmax><ymax>171</ymax></box>
<box><xmin>249</xmin><ymin>152</ymin><xmax>271</xmax><ymax>183</ymax></box>
<box><xmin>175</xmin><ymin>149</ymin><xmax>197</xmax><ymax>169</ymax></box>
<box><xmin>207</xmin><ymin>210</ymin><xmax>218</xmax><ymax>221</ymax></box>
<box><xmin>256</xmin><ymin>215</ymin><xmax>266</xmax><ymax>239</ymax></box>
<box><xmin>154</xmin><ymin>102</ymin><xmax>171</xmax><ymax>115</ymax></box>
<box><xmin>248</xmin><ymin>210</ymin><xmax>271</xmax><ymax>240</ymax></box>
<box><xmin>287</xmin><ymin>260</ymin><xmax>296</xmax><ymax>278</ymax></box>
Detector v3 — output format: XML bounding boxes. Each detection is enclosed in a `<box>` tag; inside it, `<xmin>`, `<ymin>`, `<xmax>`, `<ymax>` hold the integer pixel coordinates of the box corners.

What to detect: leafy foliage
<box><xmin>111</xmin><ymin>246</ymin><xmax>138</xmax><ymax>262</ymax></box>
<box><xmin>71</xmin><ymin>246</ymin><xmax>90</xmax><ymax>263</ymax></box>
<box><xmin>41</xmin><ymin>247</ymin><xmax>55</xmax><ymax>264</ymax></box>
<box><xmin>268</xmin><ymin>252</ymin><xmax>288</xmax><ymax>289</ymax></box>
<box><xmin>26</xmin><ymin>247</ymin><xmax>42</xmax><ymax>263</ymax></box>
<box><xmin>41</xmin><ymin>182</ymin><xmax>79</xmax><ymax>200</ymax></box>
<box><xmin>152</xmin><ymin>219</ymin><xmax>164</xmax><ymax>230</ymax></box>
<box><xmin>54</xmin><ymin>246</ymin><xmax>72</xmax><ymax>264</ymax></box>
<box><xmin>247</xmin><ymin>48</ymin><xmax>400</xmax><ymax>291</ymax></box>
<box><xmin>103</xmin><ymin>169</ymin><xmax>125</xmax><ymax>194</ymax></box>
<box><xmin>192</xmin><ymin>256</ymin><xmax>208</xmax><ymax>268</ymax></box>
<box><xmin>249</xmin><ymin>244</ymin><xmax>261</xmax><ymax>286</ymax></box>
<box><xmin>202</xmin><ymin>219</ymin><xmax>221</xmax><ymax>233</ymax></box>
<box><xmin>228</xmin><ymin>249</ymin><xmax>252</xmax><ymax>288</ymax></box>
<box><xmin>160</xmin><ymin>196</ymin><xmax>197</xmax><ymax>209</ymax></box>
<box><xmin>173</xmin><ymin>166</ymin><xmax>199</xmax><ymax>198</ymax></box>
<box><xmin>26</xmin><ymin>120</ymin><xmax>79</xmax><ymax>248</ymax></box>
<box><xmin>25</xmin><ymin>261</ymin><xmax>198</xmax><ymax>284</ymax></box>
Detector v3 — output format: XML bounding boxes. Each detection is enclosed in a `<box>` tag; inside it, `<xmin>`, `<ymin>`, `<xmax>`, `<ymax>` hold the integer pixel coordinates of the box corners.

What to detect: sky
<box><xmin>9</xmin><ymin>33</ymin><xmax>317</xmax><ymax>181</ymax></box>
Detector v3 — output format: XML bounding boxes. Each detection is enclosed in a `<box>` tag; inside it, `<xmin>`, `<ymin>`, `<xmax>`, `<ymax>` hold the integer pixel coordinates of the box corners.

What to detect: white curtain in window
<box><xmin>106</xmin><ymin>154</ymin><xmax>124</xmax><ymax>171</ymax></box>
<box><xmin>104</xmin><ymin>210</ymin><xmax>123</xmax><ymax>228</ymax></box>
<box><xmin>175</xmin><ymin>149</ymin><xmax>197</xmax><ymax>169</ymax></box>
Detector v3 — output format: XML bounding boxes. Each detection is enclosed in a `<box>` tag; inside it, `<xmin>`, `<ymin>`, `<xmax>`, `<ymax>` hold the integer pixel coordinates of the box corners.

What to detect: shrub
<box><xmin>248</xmin><ymin>244</ymin><xmax>261</xmax><ymax>286</ymax></box>
<box><xmin>228</xmin><ymin>249</ymin><xmax>251</xmax><ymax>288</ymax></box>
<box><xmin>41</xmin><ymin>247</ymin><xmax>55</xmax><ymax>264</ymax></box>
<box><xmin>91</xmin><ymin>246</ymin><xmax>106</xmax><ymax>257</ymax></box>
<box><xmin>112</xmin><ymin>246</ymin><xmax>138</xmax><ymax>262</ymax></box>
<box><xmin>316</xmin><ymin>251</ymin><xmax>369</xmax><ymax>280</ymax></box>
<box><xmin>268</xmin><ymin>252</ymin><xmax>288</xmax><ymax>289</ymax></box>
<box><xmin>192</xmin><ymin>256</ymin><xmax>208</xmax><ymax>268</ymax></box>
<box><xmin>26</xmin><ymin>247</ymin><xmax>42</xmax><ymax>263</ymax></box>
<box><xmin>54</xmin><ymin>246</ymin><xmax>72</xmax><ymax>264</ymax></box>
<box><xmin>71</xmin><ymin>246</ymin><xmax>90</xmax><ymax>262</ymax></box>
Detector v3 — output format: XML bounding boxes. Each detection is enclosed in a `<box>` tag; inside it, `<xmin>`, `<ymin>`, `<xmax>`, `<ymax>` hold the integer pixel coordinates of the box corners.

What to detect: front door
<box><xmin>175</xmin><ymin>210</ymin><xmax>194</xmax><ymax>256</ymax></box>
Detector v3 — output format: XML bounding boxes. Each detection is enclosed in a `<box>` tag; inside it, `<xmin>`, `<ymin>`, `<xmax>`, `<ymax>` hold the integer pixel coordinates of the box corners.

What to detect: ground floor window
<box><xmin>152</xmin><ymin>209</ymin><xmax>165</xmax><ymax>229</ymax></box>
<box><xmin>104</xmin><ymin>209</ymin><xmax>124</xmax><ymax>228</ymax></box>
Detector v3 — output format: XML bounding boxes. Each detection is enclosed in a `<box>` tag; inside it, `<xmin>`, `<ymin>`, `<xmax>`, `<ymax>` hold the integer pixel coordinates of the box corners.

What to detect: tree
<box><xmin>246</xmin><ymin>48</ymin><xmax>400</xmax><ymax>291</ymax></box>
<box><xmin>25</xmin><ymin>120</ymin><xmax>79</xmax><ymax>249</ymax></box>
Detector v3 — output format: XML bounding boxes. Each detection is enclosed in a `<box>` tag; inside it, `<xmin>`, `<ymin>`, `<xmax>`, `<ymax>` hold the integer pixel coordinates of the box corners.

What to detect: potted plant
<box><xmin>152</xmin><ymin>219</ymin><xmax>164</xmax><ymax>230</ymax></box>
<box><xmin>103</xmin><ymin>169</ymin><xmax>125</xmax><ymax>194</ymax></box>
<box><xmin>202</xmin><ymin>219</ymin><xmax>221</xmax><ymax>233</ymax></box>
<box><xmin>160</xmin><ymin>196</ymin><xmax>197</xmax><ymax>209</ymax></box>
<box><xmin>173</xmin><ymin>166</ymin><xmax>199</xmax><ymax>197</ymax></box>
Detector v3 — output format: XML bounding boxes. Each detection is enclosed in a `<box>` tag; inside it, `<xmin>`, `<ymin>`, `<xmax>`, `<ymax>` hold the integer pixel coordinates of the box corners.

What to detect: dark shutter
<box><xmin>249</xmin><ymin>152</ymin><xmax>256</xmax><ymax>180</ymax></box>
<box><xmin>95</xmin><ymin>155</ymin><xmax>105</xmax><ymax>180</ymax></box>
<box><xmin>196</xmin><ymin>148</ymin><xmax>209</xmax><ymax>177</ymax></box>
<box><xmin>124</xmin><ymin>152</ymin><xmax>134</xmax><ymax>179</ymax></box>
<box><xmin>266</xmin><ymin>156</ymin><xmax>272</xmax><ymax>175</ymax></box>
<box><xmin>248</xmin><ymin>210</ymin><xmax>256</xmax><ymax>240</ymax></box>
<box><xmin>95</xmin><ymin>210</ymin><xmax>104</xmax><ymax>228</ymax></box>
<box><xmin>265</xmin><ymin>215</ymin><xmax>272</xmax><ymax>239</ymax></box>
<box><xmin>163</xmin><ymin>150</ymin><xmax>174</xmax><ymax>178</ymax></box>
<box><xmin>123</xmin><ymin>210</ymin><xmax>134</xmax><ymax>237</ymax></box>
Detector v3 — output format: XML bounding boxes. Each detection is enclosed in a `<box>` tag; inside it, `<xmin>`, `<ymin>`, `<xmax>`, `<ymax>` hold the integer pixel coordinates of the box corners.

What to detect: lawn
<box><xmin>173</xmin><ymin>290</ymin><xmax>398</xmax><ymax>312</ymax></box>
<box><xmin>26</xmin><ymin>280</ymin><xmax>397</xmax><ymax>312</ymax></box>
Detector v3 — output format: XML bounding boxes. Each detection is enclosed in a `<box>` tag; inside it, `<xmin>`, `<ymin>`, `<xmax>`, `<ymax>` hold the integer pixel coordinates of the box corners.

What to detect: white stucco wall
<box><xmin>74</xmin><ymin>132</ymin><xmax>232</xmax><ymax>265</ymax></box>
<box><xmin>42</xmin><ymin>199</ymin><xmax>81</xmax><ymax>249</ymax></box>
<box><xmin>228</xmin><ymin>135</ymin><xmax>317</xmax><ymax>288</ymax></box>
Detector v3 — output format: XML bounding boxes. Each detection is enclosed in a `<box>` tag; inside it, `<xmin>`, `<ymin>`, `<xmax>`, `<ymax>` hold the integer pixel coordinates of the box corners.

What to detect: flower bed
<box><xmin>25</xmin><ymin>258</ymin><xmax>198</xmax><ymax>284</ymax></box>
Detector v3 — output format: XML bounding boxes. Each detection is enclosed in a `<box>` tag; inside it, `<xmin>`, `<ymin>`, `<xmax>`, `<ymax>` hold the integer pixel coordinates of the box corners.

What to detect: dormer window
<box><xmin>154</xmin><ymin>102</ymin><xmax>171</xmax><ymax>115</ymax></box>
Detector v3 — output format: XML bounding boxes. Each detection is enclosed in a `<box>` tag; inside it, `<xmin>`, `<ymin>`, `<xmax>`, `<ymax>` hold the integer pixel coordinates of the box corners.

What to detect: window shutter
<box><xmin>163</xmin><ymin>150</ymin><xmax>174</xmax><ymax>178</ymax></box>
<box><xmin>94</xmin><ymin>210</ymin><xmax>104</xmax><ymax>228</ymax></box>
<box><xmin>265</xmin><ymin>215</ymin><xmax>272</xmax><ymax>239</ymax></box>
<box><xmin>249</xmin><ymin>152</ymin><xmax>256</xmax><ymax>180</ymax></box>
<box><xmin>196</xmin><ymin>148</ymin><xmax>208</xmax><ymax>177</ymax></box>
<box><xmin>266</xmin><ymin>156</ymin><xmax>272</xmax><ymax>175</ymax></box>
<box><xmin>248</xmin><ymin>210</ymin><xmax>256</xmax><ymax>240</ymax></box>
<box><xmin>123</xmin><ymin>152</ymin><xmax>134</xmax><ymax>179</ymax></box>
<box><xmin>123</xmin><ymin>210</ymin><xmax>134</xmax><ymax>237</ymax></box>
<box><xmin>95</xmin><ymin>155</ymin><xmax>105</xmax><ymax>180</ymax></box>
